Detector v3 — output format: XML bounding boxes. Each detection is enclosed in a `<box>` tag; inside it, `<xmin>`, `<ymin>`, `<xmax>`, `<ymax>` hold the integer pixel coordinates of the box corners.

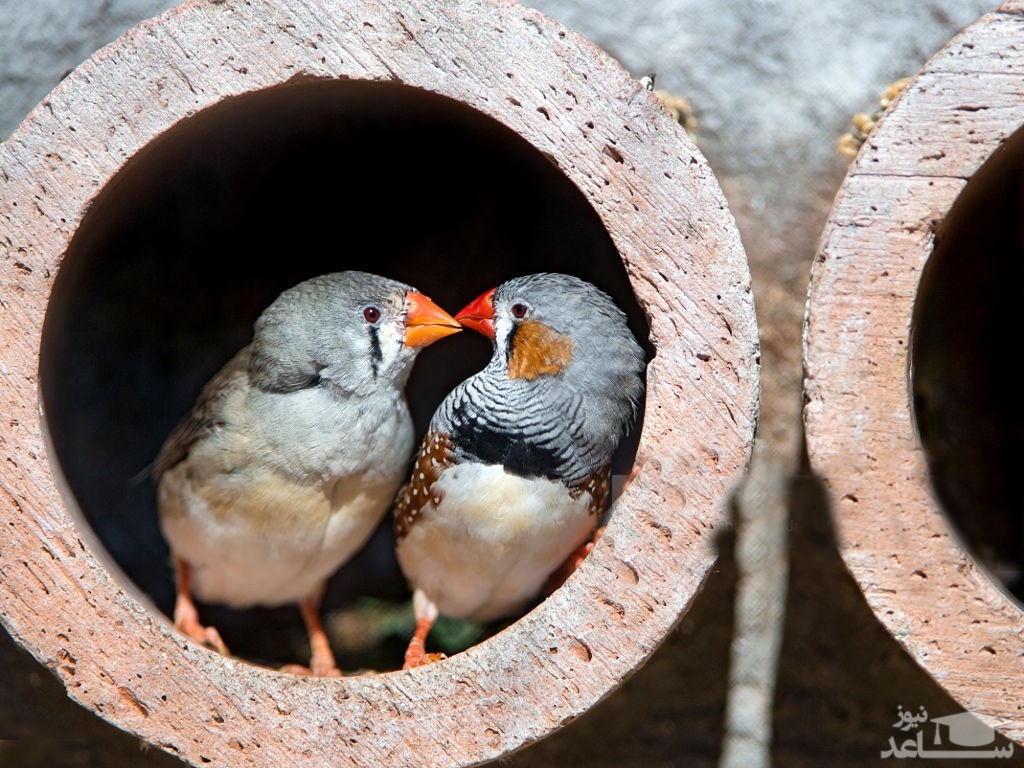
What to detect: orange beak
<box><xmin>403</xmin><ymin>291</ymin><xmax>462</xmax><ymax>348</ymax></box>
<box><xmin>455</xmin><ymin>287</ymin><xmax>497</xmax><ymax>340</ymax></box>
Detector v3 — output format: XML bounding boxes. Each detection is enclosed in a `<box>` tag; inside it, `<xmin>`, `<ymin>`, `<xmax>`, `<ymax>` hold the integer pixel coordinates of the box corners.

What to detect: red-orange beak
<box><xmin>455</xmin><ymin>287</ymin><xmax>497</xmax><ymax>340</ymax></box>
<box><xmin>403</xmin><ymin>291</ymin><xmax>462</xmax><ymax>348</ymax></box>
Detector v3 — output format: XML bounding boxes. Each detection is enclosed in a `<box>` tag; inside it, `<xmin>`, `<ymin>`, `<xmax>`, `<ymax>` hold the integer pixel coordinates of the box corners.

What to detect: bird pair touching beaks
<box><xmin>155</xmin><ymin>271</ymin><xmax>645</xmax><ymax>677</ymax></box>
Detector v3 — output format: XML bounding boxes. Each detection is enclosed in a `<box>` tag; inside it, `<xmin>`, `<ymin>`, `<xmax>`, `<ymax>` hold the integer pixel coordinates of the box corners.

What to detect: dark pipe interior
<box><xmin>39</xmin><ymin>79</ymin><xmax>650</xmax><ymax>670</ymax></box>
<box><xmin>912</xmin><ymin>124</ymin><xmax>1024</xmax><ymax>603</ymax></box>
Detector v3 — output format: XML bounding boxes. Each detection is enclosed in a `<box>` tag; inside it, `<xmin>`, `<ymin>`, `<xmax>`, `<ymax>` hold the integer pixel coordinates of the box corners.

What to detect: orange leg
<box><xmin>544</xmin><ymin>525</ymin><xmax>606</xmax><ymax>595</ymax></box>
<box><xmin>299</xmin><ymin>596</ymin><xmax>341</xmax><ymax>678</ymax></box>
<box><xmin>279</xmin><ymin>591</ymin><xmax>341</xmax><ymax>677</ymax></box>
<box><xmin>172</xmin><ymin>558</ymin><xmax>229</xmax><ymax>655</ymax></box>
<box><xmin>403</xmin><ymin>589</ymin><xmax>445</xmax><ymax>669</ymax></box>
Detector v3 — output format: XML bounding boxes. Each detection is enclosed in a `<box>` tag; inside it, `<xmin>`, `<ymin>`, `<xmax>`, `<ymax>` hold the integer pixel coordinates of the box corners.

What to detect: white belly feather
<box><xmin>159</xmin><ymin>387</ymin><xmax>413</xmax><ymax>608</ymax></box>
<box><xmin>396</xmin><ymin>462</ymin><xmax>597</xmax><ymax>621</ymax></box>
<box><xmin>160</xmin><ymin>467</ymin><xmax>401</xmax><ymax>607</ymax></box>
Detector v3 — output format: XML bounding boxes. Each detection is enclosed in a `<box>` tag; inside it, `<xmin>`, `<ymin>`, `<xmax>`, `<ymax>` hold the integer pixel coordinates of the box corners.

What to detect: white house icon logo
<box><xmin>882</xmin><ymin>707</ymin><xmax>1015</xmax><ymax>759</ymax></box>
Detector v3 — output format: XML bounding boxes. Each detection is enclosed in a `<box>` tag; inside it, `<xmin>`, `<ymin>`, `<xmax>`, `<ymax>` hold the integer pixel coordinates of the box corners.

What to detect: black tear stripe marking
<box><xmin>504</xmin><ymin>321</ymin><xmax>518</xmax><ymax>365</ymax></box>
<box><xmin>368</xmin><ymin>325</ymin><xmax>382</xmax><ymax>378</ymax></box>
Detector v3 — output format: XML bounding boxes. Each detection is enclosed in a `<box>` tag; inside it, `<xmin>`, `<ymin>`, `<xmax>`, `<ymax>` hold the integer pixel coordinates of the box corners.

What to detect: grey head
<box><xmin>484</xmin><ymin>272</ymin><xmax>645</xmax><ymax>425</ymax></box>
<box><xmin>441</xmin><ymin>272</ymin><xmax>646</xmax><ymax>484</ymax></box>
<box><xmin>249</xmin><ymin>271</ymin><xmax>459</xmax><ymax>398</ymax></box>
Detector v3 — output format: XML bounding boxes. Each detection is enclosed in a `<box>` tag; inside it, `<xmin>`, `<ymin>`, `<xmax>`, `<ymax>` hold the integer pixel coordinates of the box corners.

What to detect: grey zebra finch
<box><xmin>393</xmin><ymin>273</ymin><xmax>645</xmax><ymax>669</ymax></box>
<box><xmin>155</xmin><ymin>271</ymin><xmax>461</xmax><ymax>677</ymax></box>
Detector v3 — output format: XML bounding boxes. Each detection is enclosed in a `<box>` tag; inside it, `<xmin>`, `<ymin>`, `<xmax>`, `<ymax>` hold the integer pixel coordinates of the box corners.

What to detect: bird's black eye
<box><xmin>363</xmin><ymin>306</ymin><xmax>382</xmax><ymax>324</ymax></box>
<box><xmin>511</xmin><ymin>303</ymin><xmax>529</xmax><ymax>319</ymax></box>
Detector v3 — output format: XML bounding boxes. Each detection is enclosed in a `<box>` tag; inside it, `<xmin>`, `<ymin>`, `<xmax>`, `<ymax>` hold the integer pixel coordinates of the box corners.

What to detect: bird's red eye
<box><xmin>511</xmin><ymin>303</ymin><xmax>528</xmax><ymax>319</ymax></box>
<box><xmin>363</xmin><ymin>306</ymin><xmax>381</xmax><ymax>323</ymax></box>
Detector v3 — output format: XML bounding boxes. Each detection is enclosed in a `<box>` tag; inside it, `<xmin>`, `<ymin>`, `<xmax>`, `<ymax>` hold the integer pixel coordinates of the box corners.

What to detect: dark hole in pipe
<box><xmin>39</xmin><ymin>79</ymin><xmax>650</xmax><ymax>671</ymax></box>
<box><xmin>912</xmin><ymin>123</ymin><xmax>1024</xmax><ymax>604</ymax></box>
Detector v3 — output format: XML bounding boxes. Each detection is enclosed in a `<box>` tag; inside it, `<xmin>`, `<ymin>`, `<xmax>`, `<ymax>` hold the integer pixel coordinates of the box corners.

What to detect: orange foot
<box><xmin>403</xmin><ymin>590</ymin><xmax>446</xmax><ymax>669</ymax></box>
<box><xmin>403</xmin><ymin>645</ymin><xmax>447</xmax><ymax>669</ymax></box>
<box><xmin>173</xmin><ymin>559</ymin><xmax>230</xmax><ymax>655</ymax></box>
<box><xmin>544</xmin><ymin>526</ymin><xmax>605</xmax><ymax>595</ymax></box>
<box><xmin>294</xmin><ymin>595</ymin><xmax>341</xmax><ymax>677</ymax></box>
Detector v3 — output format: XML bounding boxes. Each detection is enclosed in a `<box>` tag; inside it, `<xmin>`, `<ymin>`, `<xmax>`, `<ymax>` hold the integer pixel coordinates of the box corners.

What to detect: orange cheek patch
<box><xmin>508</xmin><ymin>319</ymin><xmax>574</xmax><ymax>380</ymax></box>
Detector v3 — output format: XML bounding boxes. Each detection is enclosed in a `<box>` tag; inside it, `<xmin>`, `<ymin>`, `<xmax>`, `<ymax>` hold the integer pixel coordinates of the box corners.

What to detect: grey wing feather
<box><xmin>153</xmin><ymin>347</ymin><xmax>251</xmax><ymax>482</ymax></box>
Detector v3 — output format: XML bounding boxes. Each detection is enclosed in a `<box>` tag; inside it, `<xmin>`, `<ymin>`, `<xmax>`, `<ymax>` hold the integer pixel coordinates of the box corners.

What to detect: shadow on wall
<box><xmin>771</xmin><ymin>443</ymin><xmax>1011</xmax><ymax>767</ymax></box>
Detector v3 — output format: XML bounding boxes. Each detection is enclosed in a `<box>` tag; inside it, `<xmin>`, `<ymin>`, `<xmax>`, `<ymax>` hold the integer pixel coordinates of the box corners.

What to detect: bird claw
<box><xmin>172</xmin><ymin>560</ymin><xmax>230</xmax><ymax>656</ymax></box>
<box><xmin>202</xmin><ymin>627</ymin><xmax>230</xmax><ymax>656</ymax></box>
<box><xmin>279</xmin><ymin>662</ymin><xmax>342</xmax><ymax>678</ymax></box>
<box><xmin>403</xmin><ymin>649</ymin><xmax>447</xmax><ymax>670</ymax></box>
<box><xmin>176</xmin><ymin>618</ymin><xmax>230</xmax><ymax>657</ymax></box>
